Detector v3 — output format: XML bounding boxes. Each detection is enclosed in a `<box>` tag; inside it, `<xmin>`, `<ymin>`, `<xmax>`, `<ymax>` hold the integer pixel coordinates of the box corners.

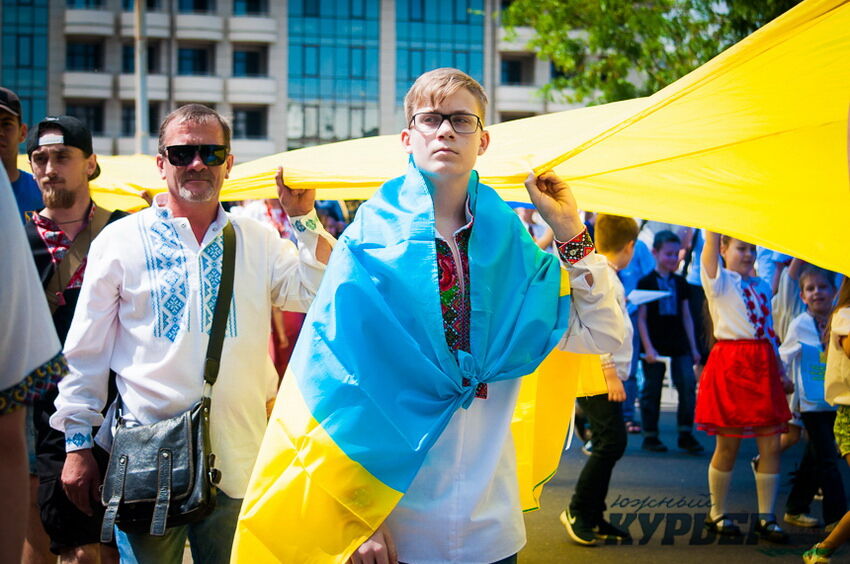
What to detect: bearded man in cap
<box><xmin>24</xmin><ymin>115</ymin><xmax>126</xmax><ymax>564</ymax></box>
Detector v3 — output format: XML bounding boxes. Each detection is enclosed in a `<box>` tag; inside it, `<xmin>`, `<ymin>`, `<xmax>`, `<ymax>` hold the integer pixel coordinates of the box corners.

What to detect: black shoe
<box><xmin>678</xmin><ymin>432</ymin><xmax>705</xmax><ymax>454</ymax></box>
<box><xmin>641</xmin><ymin>436</ymin><xmax>668</xmax><ymax>452</ymax></box>
<box><xmin>560</xmin><ymin>509</ymin><xmax>597</xmax><ymax>546</ymax></box>
<box><xmin>704</xmin><ymin>514</ymin><xmax>742</xmax><ymax>537</ymax></box>
<box><xmin>754</xmin><ymin>519</ymin><xmax>789</xmax><ymax>544</ymax></box>
<box><xmin>594</xmin><ymin>518</ymin><xmax>632</xmax><ymax>541</ymax></box>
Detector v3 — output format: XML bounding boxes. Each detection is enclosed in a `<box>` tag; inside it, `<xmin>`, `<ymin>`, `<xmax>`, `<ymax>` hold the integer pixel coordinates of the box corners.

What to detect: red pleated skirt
<box><xmin>695</xmin><ymin>340</ymin><xmax>791</xmax><ymax>437</ymax></box>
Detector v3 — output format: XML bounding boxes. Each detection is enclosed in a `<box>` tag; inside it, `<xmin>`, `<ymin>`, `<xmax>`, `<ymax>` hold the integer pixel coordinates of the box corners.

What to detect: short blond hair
<box><xmin>403</xmin><ymin>68</ymin><xmax>488</xmax><ymax>124</ymax></box>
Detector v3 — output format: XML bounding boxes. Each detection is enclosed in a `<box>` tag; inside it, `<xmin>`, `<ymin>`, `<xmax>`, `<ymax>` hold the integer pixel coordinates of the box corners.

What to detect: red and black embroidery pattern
<box><xmin>741</xmin><ymin>279</ymin><xmax>777</xmax><ymax>344</ymax></box>
<box><xmin>436</xmin><ymin>226</ymin><xmax>487</xmax><ymax>399</ymax></box>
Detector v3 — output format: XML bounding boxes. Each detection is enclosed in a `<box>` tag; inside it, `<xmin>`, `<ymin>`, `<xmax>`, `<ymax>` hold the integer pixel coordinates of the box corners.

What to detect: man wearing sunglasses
<box><xmin>51</xmin><ymin>104</ymin><xmax>334</xmax><ymax>563</ymax></box>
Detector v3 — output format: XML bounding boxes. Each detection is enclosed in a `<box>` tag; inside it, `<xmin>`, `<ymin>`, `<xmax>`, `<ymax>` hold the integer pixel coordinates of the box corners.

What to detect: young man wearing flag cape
<box><xmin>233</xmin><ymin>68</ymin><xmax>625</xmax><ymax>564</ymax></box>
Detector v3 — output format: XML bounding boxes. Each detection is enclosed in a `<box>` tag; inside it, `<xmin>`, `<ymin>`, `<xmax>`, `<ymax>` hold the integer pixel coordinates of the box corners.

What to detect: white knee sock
<box><xmin>708</xmin><ymin>466</ymin><xmax>732</xmax><ymax>521</ymax></box>
<box><xmin>756</xmin><ymin>472</ymin><xmax>780</xmax><ymax>521</ymax></box>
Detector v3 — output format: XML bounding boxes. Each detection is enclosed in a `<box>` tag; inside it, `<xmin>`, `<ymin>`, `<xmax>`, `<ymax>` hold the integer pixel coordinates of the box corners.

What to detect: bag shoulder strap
<box><xmin>203</xmin><ymin>221</ymin><xmax>236</xmax><ymax>388</ymax></box>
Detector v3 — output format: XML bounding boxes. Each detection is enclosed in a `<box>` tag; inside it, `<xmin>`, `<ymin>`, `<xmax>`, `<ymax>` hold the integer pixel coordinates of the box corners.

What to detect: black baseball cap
<box><xmin>26</xmin><ymin>115</ymin><xmax>101</xmax><ymax>180</ymax></box>
<box><xmin>0</xmin><ymin>87</ymin><xmax>22</xmax><ymax>117</ymax></box>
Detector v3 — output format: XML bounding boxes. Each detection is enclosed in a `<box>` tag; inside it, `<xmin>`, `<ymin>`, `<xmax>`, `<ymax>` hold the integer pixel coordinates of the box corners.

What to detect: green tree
<box><xmin>501</xmin><ymin>0</ymin><xmax>801</xmax><ymax>105</ymax></box>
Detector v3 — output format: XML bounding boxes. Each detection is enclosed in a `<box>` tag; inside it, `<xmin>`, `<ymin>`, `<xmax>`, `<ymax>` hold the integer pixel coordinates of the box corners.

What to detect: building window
<box><xmin>350</xmin><ymin>0</ymin><xmax>365</xmax><ymax>19</ymax></box>
<box><xmin>396</xmin><ymin>0</ymin><xmax>484</xmax><ymax>106</ymax></box>
<box><xmin>500</xmin><ymin>54</ymin><xmax>534</xmax><ymax>85</ymax></box>
<box><xmin>409</xmin><ymin>0</ymin><xmax>424</xmax><ymax>22</ymax></box>
<box><xmin>66</xmin><ymin>0</ymin><xmax>103</xmax><ymax>8</ymax></box>
<box><xmin>66</xmin><ymin>41</ymin><xmax>103</xmax><ymax>72</ymax></box>
<box><xmin>233</xmin><ymin>46</ymin><xmax>267</xmax><ymax>77</ymax></box>
<box><xmin>121</xmin><ymin>0</ymin><xmax>160</xmax><ymax>10</ymax></box>
<box><xmin>122</xmin><ymin>43</ymin><xmax>160</xmax><ymax>74</ymax></box>
<box><xmin>303</xmin><ymin>45</ymin><xmax>319</xmax><ymax>77</ymax></box>
<box><xmin>121</xmin><ymin>102</ymin><xmax>160</xmax><ymax>136</ymax></box>
<box><xmin>232</xmin><ymin>106</ymin><xmax>267</xmax><ymax>139</ymax></box>
<box><xmin>303</xmin><ymin>0</ymin><xmax>319</xmax><ymax>17</ymax></box>
<box><xmin>350</xmin><ymin>47</ymin><xmax>365</xmax><ymax>78</ymax></box>
<box><xmin>453</xmin><ymin>0</ymin><xmax>469</xmax><ymax>23</ymax></box>
<box><xmin>65</xmin><ymin>102</ymin><xmax>104</xmax><ymax>135</ymax></box>
<box><xmin>178</xmin><ymin>46</ymin><xmax>213</xmax><ymax>75</ymax></box>
<box><xmin>178</xmin><ymin>0</ymin><xmax>214</xmax><ymax>13</ymax></box>
<box><xmin>233</xmin><ymin>0</ymin><xmax>266</xmax><ymax>15</ymax></box>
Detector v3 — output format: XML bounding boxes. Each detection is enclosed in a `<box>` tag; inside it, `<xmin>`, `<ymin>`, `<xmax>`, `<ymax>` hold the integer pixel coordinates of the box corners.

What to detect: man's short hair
<box><xmin>403</xmin><ymin>68</ymin><xmax>488</xmax><ymax>124</ymax></box>
<box><xmin>595</xmin><ymin>214</ymin><xmax>639</xmax><ymax>255</ymax></box>
<box><xmin>158</xmin><ymin>104</ymin><xmax>231</xmax><ymax>154</ymax></box>
<box><xmin>653</xmin><ymin>229</ymin><xmax>681</xmax><ymax>250</ymax></box>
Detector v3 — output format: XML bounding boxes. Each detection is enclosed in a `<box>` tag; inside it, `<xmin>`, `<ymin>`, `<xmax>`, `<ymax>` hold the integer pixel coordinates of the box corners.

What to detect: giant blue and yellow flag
<box><xmin>232</xmin><ymin>163</ymin><xmax>595</xmax><ymax>562</ymax></box>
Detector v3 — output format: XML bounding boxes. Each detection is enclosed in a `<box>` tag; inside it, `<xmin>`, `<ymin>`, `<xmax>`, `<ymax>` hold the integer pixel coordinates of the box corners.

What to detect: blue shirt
<box><xmin>11</xmin><ymin>170</ymin><xmax>42</xmax><ymax>224</ymax></box>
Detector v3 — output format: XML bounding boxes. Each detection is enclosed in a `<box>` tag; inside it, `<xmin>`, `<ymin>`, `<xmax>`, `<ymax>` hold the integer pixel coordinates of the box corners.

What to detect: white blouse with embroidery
<box><xmin>701</xmin><ymin>266</ymin><xmax>778</xmax><ymax>343</ymax></box>
<box><xmin>51</xmin><ymin>195</ymin><xmax>333</xmax><ymax>498</ymax></box>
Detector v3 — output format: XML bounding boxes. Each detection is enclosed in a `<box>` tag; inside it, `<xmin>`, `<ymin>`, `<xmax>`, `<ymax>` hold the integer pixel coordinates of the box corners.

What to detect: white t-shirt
<box><xmin>0</xmin><ymin>168</ymin><xmax>62</xmax><ymax>394</ymax></box>
<box><xmin>779</xmin><ymin>311</ymin><xmax>833</xmax><ymax>413</ymax></box>
<box><xmin>825</xmin><ymin>307</ymin><xmax>850</xmax><ymax>406</ymax></box>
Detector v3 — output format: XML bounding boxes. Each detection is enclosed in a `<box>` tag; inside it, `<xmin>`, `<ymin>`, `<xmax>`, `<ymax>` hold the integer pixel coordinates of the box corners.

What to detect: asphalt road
<box><xmin>519</xmin><ymin>410</ymin><xmax>848</xmax><ymax>563</ymax></box>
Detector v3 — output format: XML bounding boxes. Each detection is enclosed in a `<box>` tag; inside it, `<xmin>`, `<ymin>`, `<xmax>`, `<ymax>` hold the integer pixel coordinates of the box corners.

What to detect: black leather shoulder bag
<box><xmin>100</xmin><ymin>221</ymin><xmax>236</xmax><ymax>541</ymax></box>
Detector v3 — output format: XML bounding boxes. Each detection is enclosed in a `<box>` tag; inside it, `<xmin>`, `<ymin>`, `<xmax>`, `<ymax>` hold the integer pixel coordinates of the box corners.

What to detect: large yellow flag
<box><xmin>223</xmin><ymin>0</ymin><xmax>849</xmax><ymax>274</ymax></box>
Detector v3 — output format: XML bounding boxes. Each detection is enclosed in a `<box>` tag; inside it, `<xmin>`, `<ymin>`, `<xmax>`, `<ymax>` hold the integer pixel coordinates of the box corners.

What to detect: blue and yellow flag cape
<box><xmin>232</xmin><ymin>164</ymin><xmax>603</xmax><ymax>562</ymax></box>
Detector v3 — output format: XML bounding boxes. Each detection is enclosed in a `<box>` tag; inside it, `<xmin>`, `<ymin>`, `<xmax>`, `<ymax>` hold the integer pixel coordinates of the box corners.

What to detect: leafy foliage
<box><xmin>501</xmin><ymin>0</ymin><xmax>801</xmax><ymax>105</ymax></box>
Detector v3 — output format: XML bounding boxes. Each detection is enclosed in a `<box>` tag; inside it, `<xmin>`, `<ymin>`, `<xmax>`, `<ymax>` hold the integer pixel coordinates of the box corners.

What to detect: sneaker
<box><xmin>581</xmin><ymin>440</ymin><xmax>593</xmax><ymax>456</ymax></box>
<box><xmin>802</xmin><ymin>543</ymin><xmax>834</xmax><ymax>563</ymax></box>
<box><xmin>784</xmin><ymin>512</ymin><xmax>820</xmax><ymax>528</ymax></box>
<box><xmin>750</xmin><ymin>456</ymin><xmax>760</xmax><ymax>477</ymax></box>
<box><xmin>593</xmin><ymin>518</ymin><xmax>632</xmax><ymax>541</ymax></box>
<box><xmin>641</xmin><ymin>436</ymin><xmax>668</xmax><ymax>452</ymax></box>
<box><xmin>814</xmin><ymin>488</ymin><xmax>824</xmax><ymax>501</ymax></box>
<box><xmin>560</xmin><ymin>509</ymin><xmax>597</xmax><ymax>546</ymax></box>
<box><xmin>704</xmin><ymin>514</ymin><xmax>742</xmax><ymax>537</ymax></box>
<box><xmin>678</xmin><ymin>433</ymin><xmax>705</xmax><ymax>454</ymax></box>
<box><xmin>754</xmin><ymin>519</ymin><xmax>789</xmax><ymax>544</ymax></box>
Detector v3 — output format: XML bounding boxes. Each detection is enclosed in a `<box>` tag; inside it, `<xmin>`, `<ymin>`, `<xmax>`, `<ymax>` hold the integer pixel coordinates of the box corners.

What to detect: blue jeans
<box><xmin>640</xmin><ymin>354</ymin><xmax>696</xmax><ymax>436</ymax></box>
<box><xmin>118</xmin><ymin>492</ymin><xmax>242</xmax><ymax>564</ymax></box>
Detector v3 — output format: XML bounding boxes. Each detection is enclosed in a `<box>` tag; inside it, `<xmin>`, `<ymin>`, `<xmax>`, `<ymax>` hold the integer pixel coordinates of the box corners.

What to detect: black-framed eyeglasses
<box><xmin>409</xmin><ymin>112</ymin><xmax>483</xmax><ymax>134</ymax></box>
<box><xmin>163</xmin><ymin>144</ymin><xmax>229</xmax><ymax>167</ymax></box>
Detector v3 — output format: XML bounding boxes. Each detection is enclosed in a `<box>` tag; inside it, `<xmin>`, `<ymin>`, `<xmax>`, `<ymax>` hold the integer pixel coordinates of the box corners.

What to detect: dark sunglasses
<box><xmin>163</xmin><ymin>144</ymin><xmax>229</xmax><ymax>167</ymax></box>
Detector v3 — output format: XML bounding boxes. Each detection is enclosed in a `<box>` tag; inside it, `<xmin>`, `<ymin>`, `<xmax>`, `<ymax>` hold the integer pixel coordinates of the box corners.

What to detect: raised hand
<box><xmin>276</xmin><ymin>166</ymin><xmax>316</xmax><ymax>217</ymax></box>
<box><xmin>523</xmin><ymin>171</ymin><xmax>584</xmax><ymax>242</ymax></box>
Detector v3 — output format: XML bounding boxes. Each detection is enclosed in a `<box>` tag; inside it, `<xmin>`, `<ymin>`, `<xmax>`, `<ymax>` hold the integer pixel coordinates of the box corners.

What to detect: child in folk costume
<box><xmin>697</xmin><ymin>233</ymin><xmax>794</xmax><ymax>543</ymax></box>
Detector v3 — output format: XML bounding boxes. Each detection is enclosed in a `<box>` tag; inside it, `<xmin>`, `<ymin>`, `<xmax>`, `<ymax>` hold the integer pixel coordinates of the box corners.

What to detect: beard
<box><xmin>41</xmin><ymin>186</ymin><xmax>76</xmax><ymax>209</ymax></box>
<box><xmin>176</xmin><ymin>174</ymin><xmax>218</xmax><ymax>202</ymax></box>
